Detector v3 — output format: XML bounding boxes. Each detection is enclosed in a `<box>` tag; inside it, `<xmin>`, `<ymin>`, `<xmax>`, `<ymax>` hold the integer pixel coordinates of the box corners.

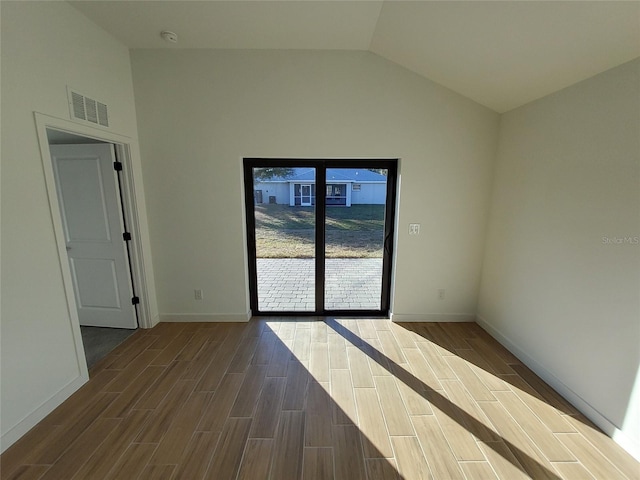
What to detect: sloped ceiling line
<box><xmin>69</xmin><ymin>0</ymin><xmax>640</xmax><ymax>113</ymax></box>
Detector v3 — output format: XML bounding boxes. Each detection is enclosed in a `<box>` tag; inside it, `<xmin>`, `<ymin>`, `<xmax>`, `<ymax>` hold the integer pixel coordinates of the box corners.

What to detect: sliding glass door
<box><xmin>324</xmin><ymin>167</ymin><xmax>389</xmax><ymax>311</ymax></box>
<box><xmin>244</xmin><ymin>159</ymin><xmax>396</xmax><ymax>316</ymax></box>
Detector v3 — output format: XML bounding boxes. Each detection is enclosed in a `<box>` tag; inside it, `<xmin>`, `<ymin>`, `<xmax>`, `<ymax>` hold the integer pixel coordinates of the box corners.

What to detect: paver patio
<box><xmin>256</xmin><ymin>258</ymin><xmax>383</xmax><ymax>311</ymax></box>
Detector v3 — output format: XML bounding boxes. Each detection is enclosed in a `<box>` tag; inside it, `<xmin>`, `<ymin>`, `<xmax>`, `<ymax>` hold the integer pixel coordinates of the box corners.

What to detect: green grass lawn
<box><xmin>255</xmin><ymin>204</ymin><xmax>385</xmax><ymax>258</ymax></box>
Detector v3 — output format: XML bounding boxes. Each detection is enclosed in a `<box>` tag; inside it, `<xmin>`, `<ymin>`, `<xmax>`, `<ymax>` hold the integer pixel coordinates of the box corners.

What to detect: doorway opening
<box><xmin>244</xmin><ymin>159</ymin><xmax>397</xmax><ymax>316</ymax></box>
<box><xmin>35</xmin><ymin>111</ymin><xmax>154</xmax><ymax>375</ymax></box>
<box><xmin>46</xmin><ymin>129</ymin><xmax>138</xmax><ymax>367</ymax></box>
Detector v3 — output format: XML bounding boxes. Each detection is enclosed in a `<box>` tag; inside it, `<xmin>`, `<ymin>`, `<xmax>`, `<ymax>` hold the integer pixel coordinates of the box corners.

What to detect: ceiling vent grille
<box><xmin>67</xmin><ymin>87</ymin><xmax>110</xmax><ymax>128</ymax></box>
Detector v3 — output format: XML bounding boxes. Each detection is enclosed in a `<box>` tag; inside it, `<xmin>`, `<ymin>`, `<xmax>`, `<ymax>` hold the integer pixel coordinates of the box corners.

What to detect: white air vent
<box><xmin>67</xmin><ymin>87</ymin><xmax>110</xmax><ymax>128</ymax></box>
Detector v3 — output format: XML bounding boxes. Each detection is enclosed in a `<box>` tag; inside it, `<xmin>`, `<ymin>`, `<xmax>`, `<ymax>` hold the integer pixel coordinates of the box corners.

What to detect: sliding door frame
<box><xmin>244</xmin><ymin>158</ymin><xmax>397</xmax><ymax>317</ymax></box>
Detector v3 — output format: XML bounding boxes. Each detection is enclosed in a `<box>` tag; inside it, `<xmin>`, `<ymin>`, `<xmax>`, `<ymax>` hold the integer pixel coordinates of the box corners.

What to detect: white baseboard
<box><xmin>476</xmin><ymin>315</ymin><xmax>640</xmax><ymax>461</ymax></box>
<box><xmin>0</xmin><ymin>374</ymin><xmax>88</xmax><ymax>454</ymax></box>
<box><xmin>390</xmin><ymin>313</ymin><xmax>476</xmax><ymax>323</ymax></box>
<box><xmin>160</xmin><ymin>312</ymin><xmax>252</xmax><ymax>323</ymax></box>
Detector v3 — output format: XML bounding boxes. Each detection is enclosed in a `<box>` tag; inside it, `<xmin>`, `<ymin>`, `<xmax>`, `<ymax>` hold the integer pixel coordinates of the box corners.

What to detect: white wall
<box><xmin>130</xmin><ymin>50</ymin><xmax>499</xmax><ymax>321</ymax></box>
<box><xmin>478</xmin><ymin>58</ymin><xmax>640</xmax><ymax>456</ymax></box>
<box><xmin>352</xmin><ymin>183</ymin><xmax>386</xmax><ymax>205</ymax></box>
<box><xmin>254</xmin><ymin>182</ymin><xmax>290</xmax><ymax>205</ymax></box>
<box><xmin>0</xmin><ymin>1</ymin><xmax>155</xmax><ymax>451</ymax></box>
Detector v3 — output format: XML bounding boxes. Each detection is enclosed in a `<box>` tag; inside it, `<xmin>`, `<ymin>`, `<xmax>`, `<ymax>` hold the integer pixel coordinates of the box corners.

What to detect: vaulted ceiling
<box><xmin>70</xmin><ymin>1</ymin><xmax>640</xmax><ymax>113</ymax></box>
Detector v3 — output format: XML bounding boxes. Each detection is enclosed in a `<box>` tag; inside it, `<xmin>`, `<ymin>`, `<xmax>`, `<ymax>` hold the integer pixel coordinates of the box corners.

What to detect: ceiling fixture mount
<box><xmin>160</xmin><ymin>31</ymin><xmax>178</xmax><ymax>43</ymax></box>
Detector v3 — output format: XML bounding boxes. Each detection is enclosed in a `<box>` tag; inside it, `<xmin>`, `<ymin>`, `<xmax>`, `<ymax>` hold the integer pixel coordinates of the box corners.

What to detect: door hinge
<box><xmin>123</xmin><ymin>232</ymin><xmax>132</xmax><ymax>241</ymax></box>
<box><xmin>113</xmin><ymin>161</ymin><xmax>123</xmax><ymax>171</ymax></box>
<box><xmin>132</xmin><ymin>296</ymin><xmax>140</xmax><ymax>305</ymax></box>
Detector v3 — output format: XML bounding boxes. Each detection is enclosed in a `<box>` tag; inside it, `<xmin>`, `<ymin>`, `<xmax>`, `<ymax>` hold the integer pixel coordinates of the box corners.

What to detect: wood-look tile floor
<box><xmin>2</xmin><ymin>319</ymin><xmax>638</xmax><ymax>480</ymax></box>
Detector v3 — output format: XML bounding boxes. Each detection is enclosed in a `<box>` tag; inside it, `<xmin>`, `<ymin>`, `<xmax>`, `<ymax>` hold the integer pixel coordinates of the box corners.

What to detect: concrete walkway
<box><xmin>256</xmin><ymin>258</ymin><xmax>383</xmax><ymax>311</ymax></box>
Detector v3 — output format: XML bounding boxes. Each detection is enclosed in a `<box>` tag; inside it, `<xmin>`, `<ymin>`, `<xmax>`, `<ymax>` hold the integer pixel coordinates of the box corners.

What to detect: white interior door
<box><xmin>50</xmin><ymin>144</ymin><xmax>137</xmax><ymax>329</ymax></box>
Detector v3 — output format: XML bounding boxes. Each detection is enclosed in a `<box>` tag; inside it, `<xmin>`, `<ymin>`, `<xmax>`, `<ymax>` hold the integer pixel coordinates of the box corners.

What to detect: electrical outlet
<box><xmin>437</xmin><ymin>289</ymin><xmax>445</xmax><ymax>300</ymax></box>
<box><xmin>194</xmin><ymin>289</ymin><xmax>203</xmax><ymax>300</ymax></box>
<box><xmin>409</xmin><ymin>223</ymin><xmax>421</xmax><ymax>235</ymax></box>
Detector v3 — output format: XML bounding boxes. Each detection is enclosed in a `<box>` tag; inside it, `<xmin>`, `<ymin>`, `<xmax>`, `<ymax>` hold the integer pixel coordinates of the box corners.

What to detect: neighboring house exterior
<box><xmin>254</xmin><ymin>168</ymin><xmax>387</xmax><ymax>207</ymax></box>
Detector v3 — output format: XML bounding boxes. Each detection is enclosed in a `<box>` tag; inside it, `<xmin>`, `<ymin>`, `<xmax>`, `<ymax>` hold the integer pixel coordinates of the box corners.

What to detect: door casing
<box><xmin>35</xmin><ymin>112</ymin><xmax>156</xmax><ymax>377</ymax></box>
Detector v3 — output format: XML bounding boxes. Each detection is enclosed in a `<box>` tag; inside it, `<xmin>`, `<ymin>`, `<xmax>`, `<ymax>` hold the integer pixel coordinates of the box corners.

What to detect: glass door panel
<box><xmin>252</xmin><ymin>166</ymin><xmax>316</xmax><ymax>312</ymax></box>
<box><xmin>324</xmin><ymin>168</ymin><xmax>388</xmax><ymax>310</ymax></box>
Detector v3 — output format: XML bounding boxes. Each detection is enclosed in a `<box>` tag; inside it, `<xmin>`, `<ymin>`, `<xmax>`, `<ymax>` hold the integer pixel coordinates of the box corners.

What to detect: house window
<box><xmin>352</xmin><ymin>184</ymin><xmax>361</xmax><ymax>191</ymax></box>
<box><xmin>326</xmin><ymin>183</ymin><xmax>347</xmax><ymax>206</ymax></box>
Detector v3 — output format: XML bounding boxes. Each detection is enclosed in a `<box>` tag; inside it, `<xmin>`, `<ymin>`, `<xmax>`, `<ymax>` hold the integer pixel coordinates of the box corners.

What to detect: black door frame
<box><xmin>244</xmin><ymin>158</ymin><xmax>397</xmax><ymax>317</ymax></box>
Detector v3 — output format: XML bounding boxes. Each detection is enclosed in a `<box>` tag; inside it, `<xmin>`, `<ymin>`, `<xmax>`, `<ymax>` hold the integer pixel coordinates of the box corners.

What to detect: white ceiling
<box><xmin>70</xmin><ymin>1</ymin><xmax>640</xmax><ymax>113</ymax></box>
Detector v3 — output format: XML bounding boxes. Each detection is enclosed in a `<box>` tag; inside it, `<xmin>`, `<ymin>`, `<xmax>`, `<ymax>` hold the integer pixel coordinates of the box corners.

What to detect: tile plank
<box><xmin>445</xmin><ymin>355</ymin><xmax>495</xmax><ymax>401</ymax></box>
<box><xmin>148</xmin><ymin>391</ymin><xmax>212</xmax><ymax>464</ymax></box>
<box><xmin>466</xmin><ymin>337</ymin><xmax>516</xmax><ymax>375</ymax></box>
<box><xmin>564</xmin><ymin>414</ymin><xmax>640</xmax><ymax>480</ymax></box>
<box><xmin>135</xmin><ymin>379</ymin><xmax>196</xmax><ymax>443</ymax></box>
<box><xmin>303</xmin><ymin>447</ymin><xmax>334</xmax><ymax>480</ymax></box>
<box><xmin>479</xmin><ymin>442</ymin><xmax>530</xmax><ymax>480</ymax></box>
<box><xmin>460</xmin><ymin>462</ymin><xmax>500</xmax><ymax>480</ymax></box>
<box><xmin>38</xmin><ymin>418</ymin><xmax>120</xmax><ymax>480</ymax></box>
<box><xmin>423</xmin><ymin>389</ymin><xmax>485</xmax><ymax>461</ymax></box>
<box><xmin>104</xmin><ymin>443</ymin><xmax>156</xmax><ymax>480</ymax></box>
<box><xmin>391</xmin><ymin>436</ymin><xmax>432</xmax><ymax>480</ymax></box>
<box><xmin>479</xmin><ymin>401</ymin><xmax>559</xmax><ymax>480</ymax></box>
<box><xmin>101</xmin><ymin>366</ymin><xmax>165</xmax><ymax>418</ymax></box>
<box><xmin>249</xmin><ymin>377</ymin><xmax>286</xmax><ymax>438</ymax></box>
<box><xmin>377</xmin><ymin>330</ymin><xmax>407</xmax><ymax>365</ymax></box>
<box><xmin>354</xmin><ymin>388</ymin><xmax>393</xmax><ymax>458</ymax></box>
<box><xmin>282</xmin><ymin>361</ymin><xmax>309</xmax><ymax>411</ymax></box>
<box><xmin>440</xmin><ymin>379</ymin><xmax>501</xmax><ymax>443</ymax></box>
<box><xmin>412</xmin><ymin>415</ymin><xmax>466</xmax><ymax>479</ymax></box>
<box><xmin>556</xmin><ymin>433</ymin><xmax>627</xmax><ymax>480</ymax></box>
<box><xmin>227</xmin><ymin>336</ymin><xmax>260</xmax><ymax>374</ymax></box>
<box><xmin>552</xmin><ymin>461</ymin><xmax>596</xmax><ymax>480</ymax></box>
<box><xmin>502</xmin><ymin>374</ymin><xmax>576</xmax><ymax>433</ymax></box>
<box><xmin>510</xmin><ymin>364</ymin><xmax>579</xmax><ymax>415</ymax></box>
<box><xmin>204</xmin><ymin>418</ymin><xmax>253</xmax><ymax>480</ymax></box>
<box><xmin>195</xmin><ymin>328</ymin><xmax>244</xmax><ymax>391</ymax></box>
<box><xmin>252</xmin><ymin>331</ymin><xmax>277</xmax><ymax>365</ymax></box>
<box><xmin>267</xmin><ymin>339</ymin><xmax>292</xmax><ymax>377</ymax></box>
<box><xmin>229</xmin><ymin>364</ymin><xmax>268</xmax><ymax>417</ymax></box>
<box><xmin>347</xmin><ymin>346</ymin><xmax>374</xmax><ymax>388</ymax></box>
<box><xmin>270</xmin><ymin>411</ymin><xmax>305</xmax><ymax>480</ymax></box>
<box><xmin>493</xmin><ymin>390</ymin><xmax>575</xmax><ymax>462</ymax></box>
<box><xmin>34</xmin><ymin>392</ymin><xmax>118</xmax><ymax>465</ymax></box>
<box><xmin>415</xmin><ymin>341</ymin><xmax>457</xmax><ymax>379</ymax></box>
<box><xmin>138</xmin><ymin>465</ymin><xmax>176</xmax><ymax>480</ymax></box>
<box><xmin>366</xmin><ymin>458</ymin><xmax>402</xmax><ymax>480</ymax></box>
<box><xmin>172</xmin><ymin>431</ymin><xmax>220</xmax><ymax>480</ymax></box>
<box><xmin>305</xmin><ymin>382</ymin><xmax>333</xmax><ymax>447</ymax></box>
<box><xmin>309</xmin><ymin>342</ymin><xmax>330</xmax><ymax>383</ymax></box>
<box><xmin>237</xmin><ymin>439</ymin><xmax>273</xmax><ymax>480</ymax></box>
<box><xmin>2</xmin><ymin>465</ymin><xmax>50</xmax><ymax>480</ymax></box>
<box><xmin>328</xmin><ymin>333</ymin><xmax>349</xmax><ymax>370</ymax></box>
<box><xmin>72</xmin><ymin>410</ymin><xmax>151</xmax><ymax>479</ymax></box>
<box><xmin>331</xmin><ymin>369</ymin><xmax>358</xmax><ymax>425</ymax></box>
<box><xmin>333</xmin><ymin>425</ymin><xmax>367</xmax><ymax>480</ymax></box>
<box><xmin>390</xmin><ymin>362</ymin><xmax>434</xmax><ymax>416</ymax></box>
<box><xmin>132</xmin><ymin>361</ymin><xmax>189</xmax><ymax>410</ymax></box>
<box><xmin>373</xmin><ymin>376</ymin><xmax>414</xmax><ymax>435</ymax></box>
